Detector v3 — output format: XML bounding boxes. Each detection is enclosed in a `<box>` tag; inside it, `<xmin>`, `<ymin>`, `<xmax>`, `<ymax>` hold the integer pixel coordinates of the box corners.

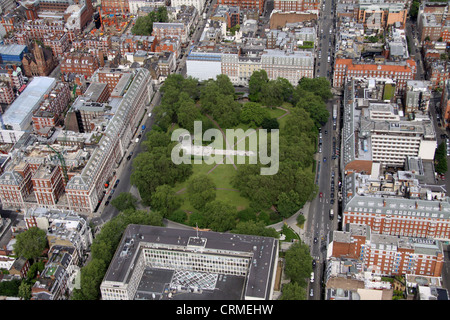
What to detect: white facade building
<box><xmin>171</xmin><ymin>0</ymin><xmax>205</xmax><ymax>13</ymax></box>
<box><xmin>128</xmin><ymin>0</ymin><xmax>165</xmax><ymax>14</ymax></box>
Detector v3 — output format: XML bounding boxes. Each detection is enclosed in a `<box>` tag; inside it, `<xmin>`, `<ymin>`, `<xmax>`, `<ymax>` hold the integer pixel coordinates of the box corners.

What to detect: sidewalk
<box><xmin>267</xmin><ymin>200</ymin><xmax>311</xmax><ymax>243</ymax></box>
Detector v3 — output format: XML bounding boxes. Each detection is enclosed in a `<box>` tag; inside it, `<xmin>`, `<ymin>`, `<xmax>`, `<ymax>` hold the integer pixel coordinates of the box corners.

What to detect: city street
<box><xmin>90</xmin><ymin>90</ymin><xmax>161</xmax><ymax>228</ymax></box>
<box><xmin>304</xmin><ymin>0</ymin><xmax>337</xmax><ymax>300</ymax></box>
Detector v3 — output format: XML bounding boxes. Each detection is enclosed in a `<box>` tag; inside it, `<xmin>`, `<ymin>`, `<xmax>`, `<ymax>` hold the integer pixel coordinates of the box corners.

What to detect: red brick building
<box><xmin>330</xmin><ymin>224</ymin><xmax>444</xmax><ymax>277</ymax></box>
<box><xmin>0</xmin><ymin>162</ymin><xmax>36</xmax><ymax>208</ymax></box>
<box><xmin>22</xmin><ymin>0</ymin><xmax>94</xmax><ymax>30</ymax></box>
<box><xmin>43</xmin><ymin>33</ymin><xmax>70</xmax><ymax>58</ymax></box>
<box><xmin>218</xmin><ymin>0</ymin><xmax>265</xmax><ymax>12</ymax></box>
<box><xmin>60</xmin><ymin>52</ymin><xmax>100</xmax><ymax>79</ymax></box>
<box><xmin>442</xmin><ymin>79</ymin><xmax>450</xmax><ymax>128</ymax></box>
<box><xmin>154</xmin><ymin>37</ymin><xmax>181</xmax><ymax>58</ymax></box>
<box><xmin>333</xmin><ymin>58</ymin><xmax>416</xmax><ymax>93</ymax></box>
<box><xmin>32</xmin><ymin>82</ymin><xmax>71</xmax><ymax>134</ymax></box>
<box><xmin>0</xmin><ymin>82</ymin><xmax>15</xmax><ymax>105</ymax></box>
<box><xmin>428</xmin><ymin>61</ymin><xmax>450</xmax><ymax>89</ymax></box>
<box><xmin>22</xmin><ymin>42</ymin><xmax>58</xmax><ymax>77</ymax></box>
<box><xmin>273</xmin><ymin>0</ymin><xmax>319</xmax><ymax>12</ymax></box>
<box><xmin>97</xmin><ymin>68</ymin><xmax>126</xmax><ymax>93</ymax></box>
<box><xmin>32</xmin><ymin>165</ymin><xmax>65</xmax><ymax>206</ymax></box>
<box><xmin>101</xmin><ymin>0</ymin><xmax>129</xmax><ymax>15</ymax></box>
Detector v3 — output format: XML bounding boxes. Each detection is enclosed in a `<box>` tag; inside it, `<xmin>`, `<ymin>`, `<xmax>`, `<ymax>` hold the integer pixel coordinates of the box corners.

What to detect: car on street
<box><xmin>107</xmin><ymin>195</ymin><xmax>112</xmax><ymax>201</ymax></box>
<box><xmin>127</xmin><ymin>152</ymin><xmax>133</xmax><ymax>160</ymax></box>
<box><xmin>330</xmin><ymin>199</ymin><xmax>334</xmax><ymax>205</ymax></box>
<box><xmin>319</xmin><ymin>192</ymin><xmax>323</xmax><ymax>198</ymax></box>
<box><xmin>114</xmin><ymin>179</ymin><xmax>120</xmax><ymax>188</ymax></box>
<box><xmin>312</xmin><ymin>260</ymin><xmax>316</xmax><ymax>268</ymax></box>
<box><xmin>323</xmin><ymin>157</ymin><xmax>327</xmax><ymax>162</ymax></box>
<box><xmin>310</xmin><ymin>289</ymin><xmax>314</xmax><ymax>297</ymax></box>
<box><xmin>314</xmin><ymin>237</ymin><xmax>318</xmax><ymax>244</ymax></box>
<box><xmin>105</xmin><ymin>201</ymin><xmax>109</xmax><ymax>206</ymax></box>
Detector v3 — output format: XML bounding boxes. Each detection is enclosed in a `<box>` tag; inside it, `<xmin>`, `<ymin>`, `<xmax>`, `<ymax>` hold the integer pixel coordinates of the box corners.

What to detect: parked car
<box><xmin>319</xmin><ymin>192</ymin><xmax>323</xmax><ymax>198</ymax></box>
<box><xmin>127</xmin><ymin>152</ymin><xmax>133</xmax><ymax>160</ymax></box>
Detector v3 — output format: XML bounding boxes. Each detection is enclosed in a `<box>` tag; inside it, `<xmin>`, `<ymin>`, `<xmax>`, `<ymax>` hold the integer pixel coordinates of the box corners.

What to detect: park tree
<box><xmin>435</xmin><ymin>141</ymin><xmax>448</xmax><ymax>174</ymax></box>
<box><xmin>232</xmin><ymin>220</ymin><xmax>279</xmax><ymax>238</ymax></box>
<box><xmin>131</xmin><ymin>6</ymin><xmax>168</xmax><ymax>35</ymax></box>
<box><xmin>296</xmin><ymin>77</ymin><xmax>333</xmax><ymax>102</ymax></box>
<box><xmin>187</xmin><ymin>174</ymin><xmax>216</xmax><ymax>210</ymax></box>
<box><xmin>261</xmin><ymin>78</ymin><xmax>294</xmax><ymax>107</ymax></box>
<box><xmin>151</xmin><ymin>184</ymin><xmax>182</xmax><ymax>217</ymax></box>
<box><xmin>131</xmin><ymin>139</ymin><xmax>192</xmax><ymax>205</ymax></box>
<box><xmin>248</xmin><ymin>69</ymin><xmax>269</xmax><ymax>102</ymax></box>
<box><xmin>261</xmin><ymin>117</ymin><xmax>279</xmax><ymax>130</ymax></box>
<box><xmin>188</xmin><ymin>211</ymin><xmax>207</xmax><ymax>228</ymax></box>
<box><xmin>261</xmin><ymin>80</ymin><xmax>284</xmax><ymax>107</ymax></box>
<box><xmin>215</xmin><ymin>74</ymin><xmax>235</xmax><ymax>96</ymax></box>
<box><xmin>0</xmin><ymin>279</ymin><xmax>21</xmax><ymax>297</ymax></box>
<box><xmin>280</xmin><ymin>282</ymin><xmax>306</xmax><ymax>300</ymax></box>
<box><xmin>13</xmin><ymin>227</ymin><xmax>48</xmax><ymax>262</ymax></box>
<box><xmin>295</xmin><ymin>90</ymin><xmax>330</xmax><ymax>126</ymax></box>
<box><xmin>200</xmin><ymin>78</ymin><xmax>240</xmax><ymax>127</ymax></box>
<box><xmin>409</xmin><ymin>0</ymin><xmax>420</xmax><ymax>20</ymax></box>
<box><xmin>18</xmin><ymin>281</ymin><xmax>32</xmax><ymax>300</ymax></box>
<box><xmin>177</xmin><ymin>97</ymin><xmax>202</xmax><ymax>133</ymax></box>
<box><xmin>111</xmin><ymin>192</ymin><xmax>138</xmax><ymax>212</ymax></box>
<box><xmin>240</xmin><ymin>102</ymin><xmax>270</xmax><ymax>127</ymax></box>
<box><xmin>277</xmin><ymin>190</ymin><xmax>301</xmax><ymax>218</ymax></box>
<box><xmin>73</xmin><ymin>258</ymin><xmax>107</xmax><ymax>300</ymax></box>
<box><xmin>284</xmin><ymin>241</ymin><xmax>313</xmax><ymax>286</ymax></box>
<box><xmin>73</xmin><ymin>207</ymin><xmax>163</xmax><ymax>300</ymax></box>
<box><xmin>203</xmin><ymin>200</ymin><xmax>237</xmax><ymax>232</ymax></box>
<box><xmin>168</xmin><ymin>209</ymin><xmax>187</xmax><ymax>224</ymax></box>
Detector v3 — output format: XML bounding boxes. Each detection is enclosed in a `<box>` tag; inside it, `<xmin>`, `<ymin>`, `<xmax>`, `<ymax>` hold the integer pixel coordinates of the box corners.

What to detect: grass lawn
<box><xmin>172</xmin><ymin>103</ymin><xmax>293</xmax><ymax>216</ymax></box>
<box><xmin>266</xmin><ymin>107</ymin><xmax>286</xmax><ymax>119</ymax></box>
<box><xmin>174</xmin><ymin>162</ymin><xmax>250</xmax><ymax>212</ymax></box>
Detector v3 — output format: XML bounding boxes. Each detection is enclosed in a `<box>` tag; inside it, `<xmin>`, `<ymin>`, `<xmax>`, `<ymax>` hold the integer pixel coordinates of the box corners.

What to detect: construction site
<box><xmin>91</xmin><ymin>7</ymin><xmax>134</xmax><ymax>37</ymax></box>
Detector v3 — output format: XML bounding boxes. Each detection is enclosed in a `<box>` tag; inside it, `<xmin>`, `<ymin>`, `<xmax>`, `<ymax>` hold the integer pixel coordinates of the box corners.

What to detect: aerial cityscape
<box><xmin>0</xmin><ymin>0</ymin><xmax>448</xmax><ymax>304</ymax></box>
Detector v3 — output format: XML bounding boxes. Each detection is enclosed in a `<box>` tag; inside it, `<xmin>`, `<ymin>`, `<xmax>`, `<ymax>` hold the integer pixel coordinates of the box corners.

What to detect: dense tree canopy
<box><xmin>72</xmin><ymin>208</ymin><xmax>163</xmax><ymax>300</ymax></box>
<box><xmin>187</xmin><ymin>174</ymin><xmax>216</xmax><ymax>210</ymax></box>
<box><xmin>284</xmin><ymin>241</ymin><xmax>313</xmax><ymax>286</ymax></box>
<box><xmin>151</xmin><ymin>184</ymin><xmax>182</xmax><ymax>217</ymax></box>
<box><xmin>435</xmin><ymin>141</ymin><xmax>448</xmax><ymax>174</ymax></box>
<box><xmin>202</xmin><ymin>200</ymin><xmax>237</xmax><ymax>232</ymax></box>
<box><xmin>131</xmin><ymin>131</ymin><xmax>192</xmax><ymax>205</ymax></box>
<box><xmin>111</xmin><ymin>192</ymin><xmax>138</xmax><ymax>212</ymax></box>
<box><xmin>13</xmin><ymin>227</ymin><xmax>48</xmax><ymax>261</ymax></box>
<box><xmin>131</xmin><ymin>7</ymin><xmax>168</xmax><ymax>35</ymax></box>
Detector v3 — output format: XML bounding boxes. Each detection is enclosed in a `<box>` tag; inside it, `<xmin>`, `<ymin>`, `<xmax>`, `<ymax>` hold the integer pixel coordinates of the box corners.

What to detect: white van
<box><xmin>310</xmin><ymin>272</ymin><xmax>315</xmax><ymax>283</ymax></box>
<box><xmin>148</xmin><ymin>112</ymin><xmax>152</xmax><ymax>117</ymax></box>
<box><xmin>135</xmin><ymin>138</ymin><xmax>139</xmax><ymax>143</ymax></box>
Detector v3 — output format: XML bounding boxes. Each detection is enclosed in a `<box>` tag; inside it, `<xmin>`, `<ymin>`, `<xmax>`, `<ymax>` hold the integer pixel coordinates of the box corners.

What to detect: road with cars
<box><xmin>306</xmin><ymin>0</ymin><xmax>337</xmax><ymax>300</ymax></box>
<box><xmin>90</xmin><ymin>91</ymin><xmax>160</xmax><ymax>228</ymax></box>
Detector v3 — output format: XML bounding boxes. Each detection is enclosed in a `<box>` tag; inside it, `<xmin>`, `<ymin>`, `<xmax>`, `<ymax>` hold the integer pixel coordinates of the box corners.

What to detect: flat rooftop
<box><xmin>103</xmin><ymin>224</ymin><xmax>279</xmax><ymax>300</ymax></box>
<box><xmin>2</xmin><ymin>77</ymin><xmax>56</xmax><ymax>129</ymax></box>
